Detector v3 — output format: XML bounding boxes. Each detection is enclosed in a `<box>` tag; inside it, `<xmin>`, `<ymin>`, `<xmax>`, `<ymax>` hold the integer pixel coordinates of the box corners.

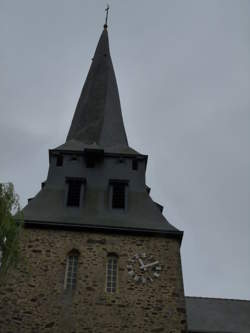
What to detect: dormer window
<box><xmin>56</xmin><ymin>155</ymin><xmax>63</xmax><ymax>167</ymax></box>
<box><xmin>70</xmin><ymin>155</ymin><xmax>78</xmax><ymax>161</ymax></box>
<box><xmin>84</xmin><ymin>149</ymin><xmax>104</xmax><ymax>168</ymax></box>
<box><xmin>66</xmin><ymin>178</ymin><xmax>86</xmax><ymax>207</ymax></box>
<box><xmin>109</xmin><ymin>180</ymin><xmax>129</xmax><ymax>210</ymax></box>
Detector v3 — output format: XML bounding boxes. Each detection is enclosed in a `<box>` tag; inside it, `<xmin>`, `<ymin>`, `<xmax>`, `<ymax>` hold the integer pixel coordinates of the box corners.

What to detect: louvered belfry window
<box><xmin>112</xmin><ymin>183</ymin><xmax>126</xmax><ymax>209</ymax></box>
<box><xmin>65</xmin><ymin>251</ymin><xmax>79</xmax><ymax>290</ymax></box>
<box><xmin>66</xmin><ymin>179</ymin><xmax>82</xmax><ymax>207</ymax></box>
<box><xmin>106</xmin><ymin>255</ymin><xmax>118</xmax><ymax>293</ymax></box>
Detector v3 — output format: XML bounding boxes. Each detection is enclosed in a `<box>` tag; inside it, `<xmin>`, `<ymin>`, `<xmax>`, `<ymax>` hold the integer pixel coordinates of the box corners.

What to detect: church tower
<box><xmin>0</xmin><ymin>20</ymin><xmax>187</xmax><ymax>333</ymax></box>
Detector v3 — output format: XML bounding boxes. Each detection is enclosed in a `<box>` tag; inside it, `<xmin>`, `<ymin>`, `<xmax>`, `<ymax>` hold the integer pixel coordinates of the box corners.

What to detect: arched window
<box><xmin>106</xmin><ymin>254</ymin><xmax>118</xmax><ymax>293</ymax></box>
<box><xmin>64</xmin><ymin>250</ymin><xmax>79</xmax><ymax>290</ymax></box>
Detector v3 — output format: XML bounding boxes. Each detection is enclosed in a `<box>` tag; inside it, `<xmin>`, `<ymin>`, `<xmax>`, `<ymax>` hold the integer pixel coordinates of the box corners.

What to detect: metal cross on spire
<box><xmin>104</xmin><ymin>4</ymin><xmax>110</xmax><ymax>28</ymax></box>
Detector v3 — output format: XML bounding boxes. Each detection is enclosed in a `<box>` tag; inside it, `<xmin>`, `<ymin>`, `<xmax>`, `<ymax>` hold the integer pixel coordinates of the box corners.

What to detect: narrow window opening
<box><xmin>106</xmin><ymin>255</ymin><xmax>118</xmax><ymax>293</ymax></box>
<box><xmin>117</xmin><ymin>158</ymin><xmax>125</xmax><ymax>164</ymax></box>
<box><xmin>67</xmin><ymin>181</ymin><xmax>82</xmax><ymax>207</ymax></box>
<box><xmin>132</xmin><ymin>159</ymin><xmax>138</xmax><ymax>170</ymax></box>
<box><xmin>65</xmin><ymin>251</ymin><xmax>79</xmax><ymax>290</ymax></box>
<box><xmin>112</xmin><ymin>183</ymin><xmax>126</xmax><ymax>209</ymax></box>
<box><xmin>56</xmin><ymin>155</ymin><xmax>63</xmax><ymax>167</ymax></box>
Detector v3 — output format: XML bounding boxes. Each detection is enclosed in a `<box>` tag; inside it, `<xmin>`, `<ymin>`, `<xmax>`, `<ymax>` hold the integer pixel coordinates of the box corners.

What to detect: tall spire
<box><xmin>66</xmin><ymin>23</ymin><xmax>128</xmax><ymax>150</ymax></box>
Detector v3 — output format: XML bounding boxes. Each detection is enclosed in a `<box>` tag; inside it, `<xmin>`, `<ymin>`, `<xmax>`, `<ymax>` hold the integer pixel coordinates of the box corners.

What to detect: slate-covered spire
<box><xmin>22</xmin><ymin>19</ymin><xmax>182</xmax><ymax>239</ymax></box>
<box><xmin>66</xmin><ymin>26</ymin><xmax>128</xmax><ymax>149</ymax></box>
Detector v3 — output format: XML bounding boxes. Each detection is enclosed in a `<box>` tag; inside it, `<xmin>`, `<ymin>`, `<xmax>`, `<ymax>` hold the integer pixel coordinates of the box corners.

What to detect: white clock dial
<box><xmin>127</xmin><ymin>253</ymin><xmax>162</xmax><ymax>284</ymax></box>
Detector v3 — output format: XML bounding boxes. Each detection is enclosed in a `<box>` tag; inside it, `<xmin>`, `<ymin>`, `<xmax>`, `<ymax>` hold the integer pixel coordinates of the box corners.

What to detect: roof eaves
<box><xmin>23</xmin><ymin>219</ymin><xmax>183</xmax><ymax>240</ymax></box>
<box><xmin>49</xmin><ymin>148</ymin><xmax>148</xmax><ymax>159</ymax></box>
<box><xmin>186</xmin><ymin>296</ymin><xmax>250</xmax><ymax>303</ymax></box>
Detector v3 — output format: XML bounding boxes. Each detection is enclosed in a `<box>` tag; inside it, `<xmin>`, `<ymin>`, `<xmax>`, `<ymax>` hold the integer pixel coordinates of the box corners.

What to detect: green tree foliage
<box><xmin>0</xmin><ymin>183</ymin><xmax>22</xmax><ymax>276</ymax></box>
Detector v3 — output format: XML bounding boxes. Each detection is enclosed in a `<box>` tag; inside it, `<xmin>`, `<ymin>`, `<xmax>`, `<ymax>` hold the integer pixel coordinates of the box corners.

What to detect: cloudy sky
<box><xmin>1</xmin><ymin>0</ymin><xmax>249</xmax><ymax>299</ymax></box>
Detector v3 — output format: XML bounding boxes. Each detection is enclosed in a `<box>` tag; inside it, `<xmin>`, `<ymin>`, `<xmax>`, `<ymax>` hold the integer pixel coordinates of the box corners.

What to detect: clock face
<box><xmin>127</xmin><ymin>253</ymin><xmax>162</xmax><ymax>284</ymax></box>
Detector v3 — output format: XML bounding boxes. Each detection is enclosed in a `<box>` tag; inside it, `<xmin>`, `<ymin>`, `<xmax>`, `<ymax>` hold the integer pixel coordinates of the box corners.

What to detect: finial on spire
<box><xmin>104</xmin><ymin>4</ymin><xmax>110</xmax><ymax>28</ymax></box>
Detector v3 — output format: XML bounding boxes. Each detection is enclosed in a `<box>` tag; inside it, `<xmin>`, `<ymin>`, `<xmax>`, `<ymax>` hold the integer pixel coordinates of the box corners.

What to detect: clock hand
<box><xmin>138</xmin><ymin>257</ymin><xmax>145</xmax><ymax>269</ymax></box>
<box><xmin>143</xmin><ymin>261</ymin><xmax>159</xmax><ymax>269</ymax></box>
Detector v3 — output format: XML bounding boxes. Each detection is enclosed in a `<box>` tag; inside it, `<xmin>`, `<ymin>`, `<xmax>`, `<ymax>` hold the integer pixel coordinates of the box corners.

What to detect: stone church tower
<box><xmin>0</xmin><ymin>23</ymin><xmax>187</xmax><ymax>333</ymax></box>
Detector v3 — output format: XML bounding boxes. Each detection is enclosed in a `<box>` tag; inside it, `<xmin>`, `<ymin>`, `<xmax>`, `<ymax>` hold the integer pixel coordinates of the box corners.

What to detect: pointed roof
<box><xmin>66</xmin><ymin>27</ymin><xmax>128</xmax><ymax>151</ymax></box>
<box><xmin>21</xmin><ymin>23</ymin><xmax>182</xmax><ymax>239</ymax></box>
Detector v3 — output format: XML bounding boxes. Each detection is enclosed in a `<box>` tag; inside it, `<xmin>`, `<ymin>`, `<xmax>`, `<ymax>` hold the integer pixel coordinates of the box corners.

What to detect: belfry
<box><xmin>0</xmin><ymin>16</ymin><xmax>187</xmax><ymax>333</ymax></box>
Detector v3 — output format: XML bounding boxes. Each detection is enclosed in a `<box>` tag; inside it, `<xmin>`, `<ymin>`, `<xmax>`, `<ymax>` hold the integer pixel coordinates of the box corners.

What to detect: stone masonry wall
<box><xmin>0</xmin><ymin>228</ymin><xmax>187</xmax><ymax>333</ymax></box>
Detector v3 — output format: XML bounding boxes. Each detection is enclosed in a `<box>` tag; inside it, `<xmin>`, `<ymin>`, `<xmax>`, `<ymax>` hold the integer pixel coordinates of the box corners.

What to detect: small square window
<box><xmin>84</xmin><ymin>149</ymin><xmax>104</xmax><ymax>168</ymax></box>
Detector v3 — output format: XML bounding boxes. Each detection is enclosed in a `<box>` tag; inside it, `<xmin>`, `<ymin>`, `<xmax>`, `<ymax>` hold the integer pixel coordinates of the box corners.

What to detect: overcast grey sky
<box><xmin>0</xmin><ymin>0</ymin><xmax>249</xmax><ymax>299</ymax></box>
